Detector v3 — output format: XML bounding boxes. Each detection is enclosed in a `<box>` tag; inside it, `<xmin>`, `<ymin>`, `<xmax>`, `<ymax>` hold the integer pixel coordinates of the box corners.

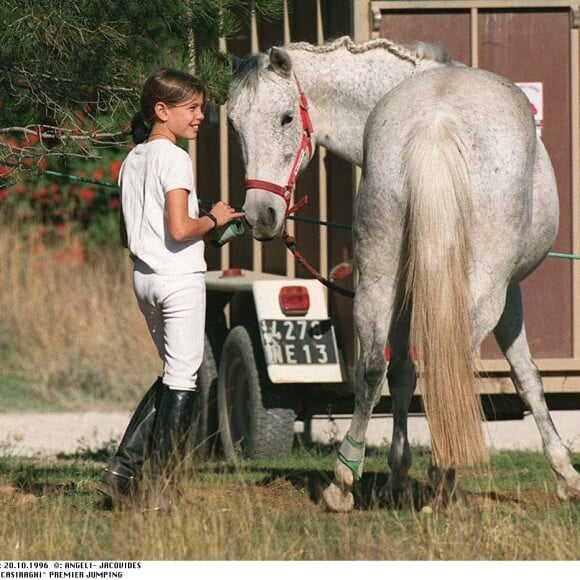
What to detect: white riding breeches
<box><xmin>133</xmin><ymin>260</ymin><xmax>206</xmax><ymax>391</ymax></box>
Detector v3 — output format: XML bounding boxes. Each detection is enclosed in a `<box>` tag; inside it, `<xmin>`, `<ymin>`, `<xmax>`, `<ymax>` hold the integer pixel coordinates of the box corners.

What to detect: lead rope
<box><xmin>282</xmin><ymin>231</ymin><xmax>355</xmax><ymax>298</ymax></box>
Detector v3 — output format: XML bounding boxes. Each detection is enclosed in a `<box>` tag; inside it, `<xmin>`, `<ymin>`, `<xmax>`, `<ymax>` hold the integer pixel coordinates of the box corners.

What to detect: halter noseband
<box><xmin>244</xmin><ymin>74</ymin><xmax>313</xmax><ymax>216</ymax></box>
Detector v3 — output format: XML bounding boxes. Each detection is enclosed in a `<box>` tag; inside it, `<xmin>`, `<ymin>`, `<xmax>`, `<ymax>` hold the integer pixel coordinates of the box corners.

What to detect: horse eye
<box><xmin>281</xmin><ymin>114</ymin><xmax>293</xmax><ymax>127</ymax></box>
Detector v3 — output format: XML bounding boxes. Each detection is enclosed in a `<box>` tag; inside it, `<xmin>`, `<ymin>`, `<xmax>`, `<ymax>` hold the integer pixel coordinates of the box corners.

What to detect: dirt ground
<box><xmin>1</xmin><ymin>410</ymin><xmax>579</xmax><ymax>458</ymax></box>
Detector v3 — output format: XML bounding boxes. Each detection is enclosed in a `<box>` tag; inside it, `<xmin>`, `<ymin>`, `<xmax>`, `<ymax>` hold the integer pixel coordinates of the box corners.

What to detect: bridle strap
<box><xmin>244</xmin><ymin>179</ymin><xmax>288</xmax><ymax>199</ymax></box>
<box><xmin>283</xmin><ymin>232</ymin><xmax>355</xmax><ymax>298</ymax></box>
<box><xmin>244</xmin><ymin>76</ymin><xmax>352</xmax><ymax>298</ymax></box>
<box><xmin>244</xmin><ymin>73</ymin><xmax>313</xmax><ymax>216</ymax></box>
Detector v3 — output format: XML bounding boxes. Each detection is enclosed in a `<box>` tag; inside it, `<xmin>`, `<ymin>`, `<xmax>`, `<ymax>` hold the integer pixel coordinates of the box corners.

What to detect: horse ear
<box><xmin>218</xmin><ymin>52</ymin><xmax>243</xmax><ymax>74</ymax></box>
<box><xmin>230</xmin><ymin>54</ymin><xmax>244</xmax><ymax>73</ymax></box>
<box><xmin>267</xmin><ymin>47</ymin><xmax>292</xmax><ymax>78</ymax></box>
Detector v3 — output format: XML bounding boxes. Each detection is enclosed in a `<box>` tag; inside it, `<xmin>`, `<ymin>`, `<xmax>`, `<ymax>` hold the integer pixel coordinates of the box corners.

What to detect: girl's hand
<box><xmin>209</xmin><ymin>201</ymin><xmax>245</xmax><ymax>227</ymax></box>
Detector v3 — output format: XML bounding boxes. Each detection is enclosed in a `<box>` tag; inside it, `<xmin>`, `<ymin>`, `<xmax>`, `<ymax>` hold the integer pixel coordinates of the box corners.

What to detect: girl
<box><xmin>97</xmin><ymin>69</ymin><xmax>244</xmax><ymax>508</ymax></box>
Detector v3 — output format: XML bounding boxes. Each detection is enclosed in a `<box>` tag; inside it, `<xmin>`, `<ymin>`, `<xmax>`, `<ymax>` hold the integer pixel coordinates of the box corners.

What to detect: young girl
<box><xmin>97</xmin><ymin>69</ymin><xmax>244</xmax><ymax>508</ymax></box>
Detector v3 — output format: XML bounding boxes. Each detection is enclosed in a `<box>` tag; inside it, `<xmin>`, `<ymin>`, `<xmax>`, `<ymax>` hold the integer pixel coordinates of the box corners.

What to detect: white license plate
<box><xmin>259</xmin><ymin>319</ymin><xmax>339</xmax><ymax>365</ymax></box>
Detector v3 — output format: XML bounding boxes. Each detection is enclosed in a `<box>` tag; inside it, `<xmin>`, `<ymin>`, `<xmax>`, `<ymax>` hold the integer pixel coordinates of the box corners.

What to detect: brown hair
<box><xmin>131</xmin><ymin>69</ymin><xmax>206</xmax><ymax>144</ymax></box>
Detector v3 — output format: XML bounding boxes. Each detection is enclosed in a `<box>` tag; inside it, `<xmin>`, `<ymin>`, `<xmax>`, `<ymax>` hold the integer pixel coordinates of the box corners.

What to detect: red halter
<box><xmin>244</xmin><ymin>74</ymin><xmax>313</xmax><ymax>216</ymax></box>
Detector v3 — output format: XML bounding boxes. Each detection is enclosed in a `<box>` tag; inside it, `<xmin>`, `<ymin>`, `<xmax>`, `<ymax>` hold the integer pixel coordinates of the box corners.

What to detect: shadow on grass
<box><xmin>0</xmin><ymin>459</ymin><xmax>94</xmax><ymax>497</ymax></box>
<box><xmin>2</xmin><ymin>435</ymin><xmax>577</xmax><ymax>513</ymax></box>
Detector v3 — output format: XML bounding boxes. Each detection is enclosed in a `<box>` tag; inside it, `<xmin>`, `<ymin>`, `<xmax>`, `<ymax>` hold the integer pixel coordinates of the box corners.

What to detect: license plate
<box><xmin>259</xmin><ymin>319</ymin><xmax>339</xmax><ymax>365</ymax></box>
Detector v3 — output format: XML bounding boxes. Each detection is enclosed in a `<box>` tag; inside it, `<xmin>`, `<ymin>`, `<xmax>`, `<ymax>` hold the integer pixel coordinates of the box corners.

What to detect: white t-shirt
<box><xmin>119</xmin><ymin>140</ymin><xmax>206</xmax><ymax>274</ymax></box>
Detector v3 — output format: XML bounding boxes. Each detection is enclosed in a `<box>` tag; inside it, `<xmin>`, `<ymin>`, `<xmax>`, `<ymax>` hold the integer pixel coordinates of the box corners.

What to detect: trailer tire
<box><xmin>218</xmin><ymin>325</ymin><xmax>295</xmax><ymax>460</ymax></box>
<box><xmin>191</xmin><ymin>334</ymin><xmax>221</xmax><ymax>459</ymax></box>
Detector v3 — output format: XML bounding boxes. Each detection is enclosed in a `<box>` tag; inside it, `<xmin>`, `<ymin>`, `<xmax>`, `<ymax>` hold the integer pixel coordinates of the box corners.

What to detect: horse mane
<box><xmin>229</xmin><ymin>36</ymin><xmax>450</xmax><ymax>97</ymax></box>
<box><xmin>229</xmin><ymin>53</ymin><xmax>269</xmax><ymax>102</ymax></box>
<box><xmin>287</xmin><ymin>35</ymin><xmax>451</xmax><ymax>65</ymax></box>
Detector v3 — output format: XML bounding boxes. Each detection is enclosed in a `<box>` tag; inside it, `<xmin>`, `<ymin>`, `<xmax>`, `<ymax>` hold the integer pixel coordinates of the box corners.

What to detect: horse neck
<box><xmin>288</xmin><ymin>46</ymin><xmax>441</xmax><ymax>167</ymax></box>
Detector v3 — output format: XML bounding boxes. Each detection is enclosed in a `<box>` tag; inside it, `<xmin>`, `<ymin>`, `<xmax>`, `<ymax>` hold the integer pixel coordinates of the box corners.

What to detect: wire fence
<box><xmin>37</xmin><ymin>168</ymin><xmax>580</xmax><ymax>261</ymax></box>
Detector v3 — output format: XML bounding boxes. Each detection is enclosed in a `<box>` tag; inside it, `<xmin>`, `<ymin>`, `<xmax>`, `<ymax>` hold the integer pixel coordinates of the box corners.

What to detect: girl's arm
<box><xmin>167</xmin><ymin>188</ymin><xmax>244</xmax><ymax>242</ymax></box>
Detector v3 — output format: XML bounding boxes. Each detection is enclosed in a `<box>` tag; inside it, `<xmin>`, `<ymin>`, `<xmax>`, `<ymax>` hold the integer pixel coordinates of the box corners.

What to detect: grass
<box><xmin>0</xmin><ymin>218</ymin><xmax>159</xmax><ymax>412</ymax></box>
<box><xmin>0</xmin><ymin>447</ymin><xmax>578</xmax><ymax>560</ymax></box>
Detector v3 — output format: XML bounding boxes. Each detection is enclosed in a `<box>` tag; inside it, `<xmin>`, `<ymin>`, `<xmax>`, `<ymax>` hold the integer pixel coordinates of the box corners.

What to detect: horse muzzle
<box><xmin>242</xmin><ymin>193</ymin><xmax>287</xmax><ymax>241</ymax></box>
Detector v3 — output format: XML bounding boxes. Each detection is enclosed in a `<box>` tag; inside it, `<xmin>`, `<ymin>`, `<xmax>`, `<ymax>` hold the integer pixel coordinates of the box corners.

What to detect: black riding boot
<box><xmin>146</xmin><ymin>387</ymin><xmax>197</xmax><ymax>509</ymax></box>
<box><xmin>96</xmin><ymin>377</ymin><xmax>164</xmax><ymax>500</ymax></box>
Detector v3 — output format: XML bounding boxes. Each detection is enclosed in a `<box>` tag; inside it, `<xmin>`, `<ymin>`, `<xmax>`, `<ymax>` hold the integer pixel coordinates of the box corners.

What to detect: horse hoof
<box><xmin>556</xmin><ymin>475</ymin><xmax>580</xmax><ymax>501</ymax></box>
<box><xmin>430</xmin><ymin>485</ymin><xmax>469</xmax><ymax>512</ymax></box>
<box><xmin>379</xmin><ymin>482</ymin><xmax>415</xmax><ymax>510</ymax></box>
<box><xmin>322</xmin><ymin>482</ymin><xmax>355</xmax><ymax>513</ymax></box>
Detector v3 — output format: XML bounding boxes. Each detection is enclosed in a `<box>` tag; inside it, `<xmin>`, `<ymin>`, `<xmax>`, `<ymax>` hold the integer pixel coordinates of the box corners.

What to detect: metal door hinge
<box><xmin>572</xmin><ymin>7</ymin><xmax>580</xmax><ymax>29</ymax></box>
<box><xmin>371</xmin><ymin>8</ymin><xmax>382</xmax><ymax>32</ymax></box>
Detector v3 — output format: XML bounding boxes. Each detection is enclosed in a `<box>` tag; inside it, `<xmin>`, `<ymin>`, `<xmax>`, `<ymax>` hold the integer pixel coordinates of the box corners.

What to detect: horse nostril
<box><xmin>266</xmin><ymin>207</ymin><xmax>278</xmax><ymax>227</ymax></box>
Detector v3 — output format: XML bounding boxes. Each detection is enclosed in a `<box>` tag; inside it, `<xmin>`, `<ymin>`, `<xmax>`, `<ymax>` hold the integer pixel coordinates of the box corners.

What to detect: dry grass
<box><xmin>0</xmin><ymin>453</ymin><xmax>579</xmax><ymax>561</ymax></box>
<box><xmin>0</xmin><ymin>219</ymin><xmax>159</xmax><ymax>408</ymax></box>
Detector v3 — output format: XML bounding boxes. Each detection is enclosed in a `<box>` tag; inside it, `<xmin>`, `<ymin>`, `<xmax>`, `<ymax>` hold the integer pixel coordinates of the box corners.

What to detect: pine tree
<box><xmin>0</xmin><ymin>0</ymin><xmax>285</xmax><ymax>171</ymax></box>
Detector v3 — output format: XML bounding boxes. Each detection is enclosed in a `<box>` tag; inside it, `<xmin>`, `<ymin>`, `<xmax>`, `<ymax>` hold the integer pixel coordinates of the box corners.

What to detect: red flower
<box><xmin>2</xmin><ymin>136</ymin><xmax>19</xmax><ymax>148</ymax></box>
<box><xmin>92</xmin><ymin>168</ymin><xmax>104</xmax><ymax>181</ymax></box>
<box><xmin>0</xmin><ymin>166</ymin><xmax>12</xmax><ymax>179</ymax></box>
<box><xmin>79</xmin><ymin>188</ymin><xmax>94</xmax><ymax>202</ymax></box>
<box><xmin>108</xmin><ymin>197</ymin><xmax>120</xmax><ymax>210</ymax></box>
<box><xmin>109</xmin><ymin>160</ymin><xmax>122</xmax><ymax>182</ymax></box>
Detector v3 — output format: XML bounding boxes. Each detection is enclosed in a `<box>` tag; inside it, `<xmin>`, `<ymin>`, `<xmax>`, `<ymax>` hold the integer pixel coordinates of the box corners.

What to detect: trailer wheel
<box><xmin>218</xmin><ymin>325</ymin><xmax>295</xmax><ymax>460</ymax></box>
<box><xmin>191</xmin><ymin>334</ymin><xmax>221</xmax><ymax>459</ymax></box>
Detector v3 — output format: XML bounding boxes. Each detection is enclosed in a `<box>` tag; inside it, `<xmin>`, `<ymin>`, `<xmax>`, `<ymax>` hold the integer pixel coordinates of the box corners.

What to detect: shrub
<box><xmin>0</xmin><ymin>138</ymin><xmax>126</xmax><ymax>254</ymax></box>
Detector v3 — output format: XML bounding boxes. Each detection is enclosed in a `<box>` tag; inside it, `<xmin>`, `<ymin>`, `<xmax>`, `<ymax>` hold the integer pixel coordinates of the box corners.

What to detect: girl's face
<box><xmin>153</xmin><ymin>92</ymin><xmax>206</xmax><ymax>142</ymax></box>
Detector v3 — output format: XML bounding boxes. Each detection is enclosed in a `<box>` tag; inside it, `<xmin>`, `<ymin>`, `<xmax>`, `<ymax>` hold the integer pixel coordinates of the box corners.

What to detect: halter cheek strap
<box><xmin>244</xmin><ymin>74</ymin><xmax>313</xmax><ymax>216</ymax></box>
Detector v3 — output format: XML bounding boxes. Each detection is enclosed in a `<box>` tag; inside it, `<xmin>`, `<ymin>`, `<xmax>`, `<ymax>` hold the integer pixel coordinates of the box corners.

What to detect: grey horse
<box><xmin>227</xmin><ymin>36</ymin><xmax>580</xmax><ymax>511</ymax></box>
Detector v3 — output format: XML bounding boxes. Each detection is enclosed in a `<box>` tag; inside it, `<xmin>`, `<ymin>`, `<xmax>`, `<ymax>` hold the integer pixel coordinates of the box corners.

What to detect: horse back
<box><xmin>361</xmin><ymin>65</ymin><xmax>539</xmax><ymax>268</ymax></box>
<box><xmin>365</xmin><ymin>66</ymin><xmax>536</xmax><ymax>177</ymax></box>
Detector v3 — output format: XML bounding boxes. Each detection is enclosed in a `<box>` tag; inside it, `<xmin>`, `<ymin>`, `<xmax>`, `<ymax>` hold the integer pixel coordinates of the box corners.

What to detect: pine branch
<box><xmin>0</xmin><ymin>0</ymin><xmax>286</xmax><ymax>168</ymax></box>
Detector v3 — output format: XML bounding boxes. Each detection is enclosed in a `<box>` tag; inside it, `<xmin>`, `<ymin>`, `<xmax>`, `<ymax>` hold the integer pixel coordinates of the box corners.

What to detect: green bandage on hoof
<box><xmin>338</xmin><ymin>433</ymin><xmax>365</xmax><ymax>480</ymax></box>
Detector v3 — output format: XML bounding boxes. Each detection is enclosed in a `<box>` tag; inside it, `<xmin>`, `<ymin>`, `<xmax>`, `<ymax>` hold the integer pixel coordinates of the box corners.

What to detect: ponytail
<box><xmin>131</xmin><ymin>111</ymin><xmax>151</xmax><ymax>145</ymax></box>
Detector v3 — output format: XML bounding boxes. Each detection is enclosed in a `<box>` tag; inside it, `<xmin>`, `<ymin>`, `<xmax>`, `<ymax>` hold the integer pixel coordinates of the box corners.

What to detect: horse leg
<box><xmin>322</xmin><ymin>281</ymin><xmax>393</xmax><ymax>513</ymax></box>
<box><xmin>494</xmin><ymin>284</ymin><xmax>580</xmax><ymax>499</ymax></box>
<box><xmin>380</xmin><ymin>309</ymin><xmax>417</xmax><ymax>507</ymax></box>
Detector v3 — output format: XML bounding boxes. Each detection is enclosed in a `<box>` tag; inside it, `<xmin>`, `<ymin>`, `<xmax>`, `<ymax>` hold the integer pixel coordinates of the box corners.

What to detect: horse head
<box><xmin>228</xmin><ymin>47</ymin><xmax>315</xmax><ymax>241</ymax></box>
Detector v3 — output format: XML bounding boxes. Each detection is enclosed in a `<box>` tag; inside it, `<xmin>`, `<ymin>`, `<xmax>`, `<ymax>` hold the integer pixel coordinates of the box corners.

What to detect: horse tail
<box><xmin>403</xmin><ymin>112</ymin><xmax>487</xmax><ymax>468</ymax></box>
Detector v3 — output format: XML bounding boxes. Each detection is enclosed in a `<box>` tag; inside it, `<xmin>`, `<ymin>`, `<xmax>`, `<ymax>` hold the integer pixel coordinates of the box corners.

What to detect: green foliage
<box><xmin>190</xmin><ymin>0</ymin><xmax>285</xmax><ymax>43</ymax></box>
<box><xmin>0</xmin><ymin>0</ymin><xmax>192</xmax><ymax>132</ymax></box>
<box><xmin>0</xmin><ymin>0</ymin><xmax>285</xmax><ymax>164</ymax></box>
<box><xmin>197</xmin><ymin>51</ymin><xmax>236</xmax><ymax>105</ymax></box>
